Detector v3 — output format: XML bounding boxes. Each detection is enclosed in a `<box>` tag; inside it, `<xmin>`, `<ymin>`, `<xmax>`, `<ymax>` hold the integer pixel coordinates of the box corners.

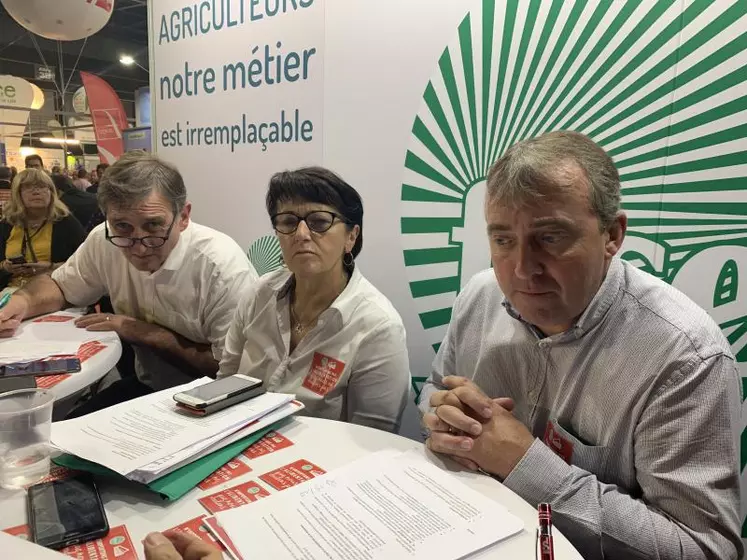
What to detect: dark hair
<box><xmin>25</xmin><ymin>154</ymin><xmax>43</xmax><ymax>168</ymax></box>
<box><xmin>51</xmin><ymin>165</ymin><xmax>61</xmax><ymax>174</ymax></box>
<box><xmin>0</xmin><ymin>166</ymin><xmax>11</xmax><ymax>181</ymax></box>
<box><xmin>77</xmin><ymin>168</ymin><xmax>88</xmax><ymax>179</ymax></box>
<box><xmin>51</xmin><ymin>172</ymin><xmax>74</xmax><ymax>193</ymax></box>
<box><xmin>96</xmin><ymin>163</ymin><xmax>109</xmax><ymax>176</ymax></box>
<box><xmin>266</xmin><ymin>167</ymin><xmax>363</xmax><ymax>259</ymax></box>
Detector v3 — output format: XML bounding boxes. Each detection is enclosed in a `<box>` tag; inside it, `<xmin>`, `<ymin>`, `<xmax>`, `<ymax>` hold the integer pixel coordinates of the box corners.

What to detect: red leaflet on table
<box><xmin>165</xmin><ymin>515</ymin><xmax>224</xmax><ymax>548</ymax></box>
<box><xmin>23</xmin><ymin>465</ymin><xmax>77</xmax><ymax>488</ymax></box>
<box><xmin>3</xmin><ymin>524</ymin><xmax>137</xmax><ymax>560</ymax></box>
<box><xmin>36</xmin><ymin>374</ymin><xmax>72</xmax><ymax>388</ymax></box>
<box><xmin>33</xmin><ymin>315</ymin><xmax>75</xmax><ymax>323</ymax></box>
<box><xmin>241</xmin><ymin>431</ymin><xmax>294</xmax><ymax>459</ymax></box>
<box><xmin>199</xmin><ymin>480</ymin><xmax>271</xmax><ymax>513</ymax></box>
<box><xmin>259</xmin><ymin>459</ymin><xmax>326</xmax><ymax>491</ymax></box>
<box><xmin>198</xmin><ymin>459</ymin><xmax>252</xmax><ymax>490</ymax></box>
<box><xmin>203</xmin><ymin>517</ymin><xmax>245</xmax><ymax>560</ymax></box>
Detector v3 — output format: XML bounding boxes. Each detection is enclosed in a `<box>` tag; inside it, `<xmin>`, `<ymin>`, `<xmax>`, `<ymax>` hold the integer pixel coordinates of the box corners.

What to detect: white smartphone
<box><xmin>173</xmin><ymin>374</ymin><xmax>264</xmax><ymax>409</ymax></box>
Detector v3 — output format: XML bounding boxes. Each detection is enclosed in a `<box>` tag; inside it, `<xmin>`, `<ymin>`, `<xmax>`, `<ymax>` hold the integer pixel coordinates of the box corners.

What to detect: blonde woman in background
<box><xmin>0</xmin><ymin>169</ymin><xmax>85</xmax><ymax>290</ymax></box>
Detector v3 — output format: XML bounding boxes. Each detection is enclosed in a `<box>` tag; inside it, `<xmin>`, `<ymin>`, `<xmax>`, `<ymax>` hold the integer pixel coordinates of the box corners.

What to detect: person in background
<box><xmin>0</xmin><ymin>167</ymin><xmax>11</xmax><ymax>190</ymax></box>
<box><xmin>220</xmin><ymin>167</ymin><xmax>410</xmax><ymax>433</ymax></box>
<box><xmin>72</xmin><ymin>168</ymin><xmax>92</xmax><ymax>191</ymax></box>
<box><xmin>143</xmin><ymin>532</ymin><xmax>222</xmax><ymax>560</ymax></box>
<box><xmin>51</xmin><ymin>165</ymin><xmax>61</xmax><ymax>175</ymax></box>
<box><xmin>87</xmin><ymin>162</ymin><xmax>109</xmax><ymax>194</ymax></box>
<box><xmin>0</xmin><ymin>151</ymin><xmax>258</xmax><ymax>414</ymax></box>
<box><xmin>9</xmin><ymin>166</ymin><xmax>17</xmax><ymax>183</ymax></box>
<box><xmin>51</xmin><ymin>173</ymin><xmax>98</xmax><ymax>231</ymax></box>
<box><xmin>420</xmin><ymin>131</ymin><xmax>742</xmax><ymax>559</ymax></box>
<box><xmin>24</xmin><ymin>154</ymin><xmax>43</xmax><ymax>170</ymax></box>
<box><xmin>0</xmin><ymin>169</ymin><xmax>85</xmax><ymax>290</ymax></box>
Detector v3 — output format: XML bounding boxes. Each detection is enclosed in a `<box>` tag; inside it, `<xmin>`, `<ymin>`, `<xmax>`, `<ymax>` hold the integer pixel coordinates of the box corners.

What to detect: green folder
<box><xmin>53</xmin><ymin>424</ymin><xmax>280</xmax><ymax>501</ymax></box>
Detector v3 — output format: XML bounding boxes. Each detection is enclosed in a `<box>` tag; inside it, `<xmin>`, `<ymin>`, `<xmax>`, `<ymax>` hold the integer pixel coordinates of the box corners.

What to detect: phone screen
<box><xmin>185</xmin><ymin>375</ymin><xmax>262</xmax><ymax>403</ymax></box>
<box><xmin>28</xmin><ymin>475</ymin><xmax>109</xmax><ymax>549</ymax></box>
<box><xmin>3</xmin><ymin>358</ymin><xmax>81</xmax><ymax>378</ymax></box>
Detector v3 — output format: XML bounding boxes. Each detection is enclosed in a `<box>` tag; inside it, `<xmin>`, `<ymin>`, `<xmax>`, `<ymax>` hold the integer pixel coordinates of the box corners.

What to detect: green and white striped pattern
<box><xmin>247</xmin><ymin>235</ymin><xmax>283</xmax><ymax>276</ymax></box>
<box><xmin>400</xmin><ymin>0</ymin><xmax>747</xmax><ymax>531</ymax></box>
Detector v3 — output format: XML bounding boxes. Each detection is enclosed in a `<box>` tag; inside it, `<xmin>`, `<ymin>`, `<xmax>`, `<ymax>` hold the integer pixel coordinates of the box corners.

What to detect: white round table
<box><xmin>0</xmin><ymin>310</ymin><xmax>122</xmax><ymax>401</ymax></box>
<box><xmin>0</xmin><ymin>416</ymin><xmax>582</xmax><ymax>559</ymax></box>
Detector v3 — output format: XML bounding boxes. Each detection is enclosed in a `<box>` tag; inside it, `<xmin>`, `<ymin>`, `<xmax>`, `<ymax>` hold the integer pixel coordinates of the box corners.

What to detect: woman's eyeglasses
<box><xmin>271</xmin><ymin>211</ymin><xmax>349</xmax><ymax>234</ymax></box>
<box><xmin>20</xmin><ymin>184</ymin><xmax>50</xmax><ymax>193</ymax></box>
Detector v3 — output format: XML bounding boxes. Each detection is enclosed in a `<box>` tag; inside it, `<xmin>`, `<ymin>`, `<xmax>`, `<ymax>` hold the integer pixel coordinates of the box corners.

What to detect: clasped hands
<box><xmin>423</xmin><ymin>376</ymin><xmax>535</xmax><ymax>480</ymax></box>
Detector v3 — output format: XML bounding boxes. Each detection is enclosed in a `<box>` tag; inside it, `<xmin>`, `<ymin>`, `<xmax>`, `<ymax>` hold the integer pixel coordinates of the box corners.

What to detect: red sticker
<box><xmin>203</xmin><ymin>517</ymin><xmax>245</xmax><ymax>560</ymax></box>
<box><xmin>3</xmin><ymin>524</ymin><xmax>138</xmax><ymax>560</ymax></box>
<box><xmin>33</xmin><ymin>315</ymin><xmax>75</xmax><ymax>323</ymax></box>
<box><xmin>259</xmin><ymin>459</ymin><xmax>326</xmax><ymax>491</ymax></box>
<box><xmin>198</xmin><ymin>459</ymin><xmax>252</xmax><ymax>490</ymax></box>
<box><xmin>302</xmin><ymin>352</ymin><xmax>345</xmax><ymax>395</ymax></box>
<box><xmin>77</xmin><ymin>341</ymin><xmax>107</xmax><ymax>363</ymax></box>
<box><xmin>241</xmin><ymin>431</ymin><xmax>294</xmax><ymax>459</ymax></box>
<box><xmin>165</xmin><ymin>515</ymin><xmax>222</xmax><ymax>548</ymax></box>
<box><xmin>35</xmin><ymin>374</ymin><xmax>72</xmax><ymax>388</ymax></box>
<box><xmin>199</xmin><ymin>480</ymin><xmax>271</xmax><ymax>513</ymax></box>
<box><xmin>543</xmin><ymin>421</ymin><xmax>574</xmax><ymax>464</ymax></box>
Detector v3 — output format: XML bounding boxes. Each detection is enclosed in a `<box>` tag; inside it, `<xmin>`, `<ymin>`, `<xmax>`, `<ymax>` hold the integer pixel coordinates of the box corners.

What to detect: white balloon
<box><xmin>1</xmin><ymin>0</ymin><xmax>115</xmax><ymax>42</ymax></box>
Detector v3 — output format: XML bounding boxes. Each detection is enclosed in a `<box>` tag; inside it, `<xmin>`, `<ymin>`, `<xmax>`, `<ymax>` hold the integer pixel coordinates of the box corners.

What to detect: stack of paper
<box><xmin>51</xmin><ymin>378</ymin><xmax>301</xmax><ymax>485</ymax></box>
<box><xmin>206</xmin><ymin>450</ymin><xmax>524</xmax><ymax>560</ymax></box>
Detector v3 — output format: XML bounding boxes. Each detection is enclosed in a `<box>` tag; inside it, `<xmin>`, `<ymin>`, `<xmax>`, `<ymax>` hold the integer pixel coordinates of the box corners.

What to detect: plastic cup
<box><xmin>0</xmin><ymin>389</ymin><xmax>54</xmax><ymax>489</ymax></box>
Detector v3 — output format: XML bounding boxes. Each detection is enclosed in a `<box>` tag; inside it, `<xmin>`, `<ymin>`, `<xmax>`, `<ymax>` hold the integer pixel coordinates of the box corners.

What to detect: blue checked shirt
<box><xmin>420</xmin><ymin>258</ymin><xmax>742</xmax><ymax>560</ymax></box>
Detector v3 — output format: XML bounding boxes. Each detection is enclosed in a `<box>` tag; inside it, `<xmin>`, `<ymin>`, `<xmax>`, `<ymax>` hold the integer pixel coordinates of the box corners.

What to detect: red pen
<box><xmin>538</xmin><ymin>503</ymin><xmax>555</xmax><ymax>560</ymax></box>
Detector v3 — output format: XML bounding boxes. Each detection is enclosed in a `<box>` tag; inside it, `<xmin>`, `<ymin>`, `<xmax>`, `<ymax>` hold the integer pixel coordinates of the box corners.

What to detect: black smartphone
<box><xmin>1</xmin><ymin>358</ymin><xmax>82</xmax><ymax>378</ymax></box>
<box><xmin>173</xmin><ymin>374</ymin><xmax>264</xmax><ymax>410</ymax></box>
<box><xmin>28</xmin><ymin>474</ymin><xmax>109</xmax><ymax>550</ymax></box>
<box><xmin>8</xmin><ymin>255</ymin><xmax>26</xmax><ymax>265</ymax></box>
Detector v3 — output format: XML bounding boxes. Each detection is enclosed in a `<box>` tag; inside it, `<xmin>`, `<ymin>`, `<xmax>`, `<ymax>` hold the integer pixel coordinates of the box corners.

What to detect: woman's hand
<box><xmin>143</xmin><ymin>532</ymin><xmax>224</xmax><ymax>560</ymax></box>
<box><xmin>2</xmin><ymin>261</ymin><xmax>52</xmax><ymax>277</ymax></box>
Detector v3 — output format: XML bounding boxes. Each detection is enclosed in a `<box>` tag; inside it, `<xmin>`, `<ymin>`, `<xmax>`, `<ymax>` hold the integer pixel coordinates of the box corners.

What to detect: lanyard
<box><xmin>21</xmin><ymin>221</ymin><xmax>46</xmax><ymax>263</ymax></box>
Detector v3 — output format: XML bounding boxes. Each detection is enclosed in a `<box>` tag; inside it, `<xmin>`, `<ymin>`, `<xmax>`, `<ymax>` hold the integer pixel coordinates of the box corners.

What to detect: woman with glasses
<box><xmin>220</xmin><ymin>167</ymin><xmax>410</xmax><ymax>433</ymax></box>
<box><xmin>0</xmin><ymin>169</ymin><xmax>85</xmax><ymax>290</ymax></box>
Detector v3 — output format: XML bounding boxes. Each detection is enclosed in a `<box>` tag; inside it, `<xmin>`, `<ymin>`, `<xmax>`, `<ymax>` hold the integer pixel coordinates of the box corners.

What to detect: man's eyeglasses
<box><xmin>271</xmin><ymin>211</ymin><xmax>349</xmax><ymax>234</ymax></box>
<box><xmin>105</xmin><ymin>216</ymin><xmax>177</xmax><ymax>248</ymax></box>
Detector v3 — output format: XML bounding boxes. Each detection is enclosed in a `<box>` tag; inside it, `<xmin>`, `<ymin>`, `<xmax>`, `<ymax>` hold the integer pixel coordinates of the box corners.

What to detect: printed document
<box><xmin>216</xmin><ymin>451</ymin><xmax>524</xmax><ymax>560</ymax></box>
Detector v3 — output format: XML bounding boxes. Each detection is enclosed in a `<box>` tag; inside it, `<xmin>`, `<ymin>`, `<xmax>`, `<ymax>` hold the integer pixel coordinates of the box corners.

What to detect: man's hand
<box><xmin>427</xmin><ymin>398</ymin><xmax>535</xmax><ymax>479</ymax></box>
<box><xmin>74</xmin><ymin>313</ymin><xmax>138</xmax><ymax>339</ymax></box>
<box><xmin>143</xmin><ymin>532</ymin><xmax>223</xmax><ymax>560</ymax></box>
<box><xmin>0</xmin><ymin>295</ymin><xmax>28</xmax><ymax>338</ymax></box>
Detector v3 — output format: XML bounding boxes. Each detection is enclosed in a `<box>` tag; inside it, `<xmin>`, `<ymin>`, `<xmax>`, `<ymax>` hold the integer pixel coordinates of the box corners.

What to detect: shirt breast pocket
<box><xmin>544</xmin><ymin>419</ymin><xmax>609</xmax><ymax>475</ymax></box>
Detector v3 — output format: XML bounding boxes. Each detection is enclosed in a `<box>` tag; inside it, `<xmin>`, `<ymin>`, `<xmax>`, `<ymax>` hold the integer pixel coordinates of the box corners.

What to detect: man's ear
<box><xmin>605</xmin><ymin>212</ymin><xmax>627</xmax><ymax>258</ymax></box>
<box><xmin>178</xmin><ymin>202</ymin><xmax>192</xmax><ymax>232</ymax></box>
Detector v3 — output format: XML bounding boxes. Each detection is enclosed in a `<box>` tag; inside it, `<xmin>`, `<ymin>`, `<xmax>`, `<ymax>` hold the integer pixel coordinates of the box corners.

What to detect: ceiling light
<box><xmin>40</xmin><ymin>138</ymin><xmax>80</xmax><ymax>145</ymax></box>
<box><xmin>120</xmin><ymin>55</ymin><xmax>135</xmax><ymax>66</ymax></box>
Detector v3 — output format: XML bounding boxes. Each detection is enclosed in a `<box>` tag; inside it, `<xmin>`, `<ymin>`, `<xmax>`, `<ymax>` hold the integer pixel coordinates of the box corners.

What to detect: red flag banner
<box><xmin>80</xmin><ymin>71</ymin><xmax>128</xmax><ymax>164</ymax></box>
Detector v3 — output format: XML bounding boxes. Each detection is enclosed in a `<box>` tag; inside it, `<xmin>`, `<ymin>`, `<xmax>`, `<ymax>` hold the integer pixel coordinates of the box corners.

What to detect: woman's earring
<box><xmin>343</xmin><ymin>252</ymin><xmax>354</xmax><ymax>267</ymax></box>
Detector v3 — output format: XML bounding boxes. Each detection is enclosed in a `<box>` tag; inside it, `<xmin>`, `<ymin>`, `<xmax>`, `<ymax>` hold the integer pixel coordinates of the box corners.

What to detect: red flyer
<box><xmin>199</xmin><ymin>480</ymin><xmax>271</xmax><ymax>514</ymax></box>
<box><xmin>241</xmin><ymin>431</ymin><xmax>294</xmax><ymax>459</ymax></box>
<box><xmin>259</xmin><ymin>459</ymin><xmax>326</xmax><ymax>491</ymax></box>
<box><xmin>302</xmin><ymin>352</ymin><xmax>345</xmax><ymax>395</ymax></box>
<box><xmin>3</xmin><ymin>524</ymin><xmax>30</xmax><ymax>539</ymax></box>
<box><xmin>165</xmin><ymin>515</ymin><xmax>222</xmax><ymax>548</ymax></box>
<box><xmin>33</xmin><ymin>315</ymin><xmax>75</xmax><ymax>323</ymax></box>
<box><xmin>197</xmin><ymin>459</ymin><xmax>252</xmax><ymax>490</ymax></box>
<box><xmin>36</xmin><ymin>374</ymin><xmax>72</xmax><ymax>388</ymax></box>
<box><xmin>77</xmin><ymin>341</ymin><xmax>108</xmax><ymax>363</ymax></box>
<box><xmin>203</xmin><ymin>517</ymin><xmax>245</xmax><ymax>560</ymax></box>
<box><xmin>3</xmin><ymin>524</ymin><xmax>137</xmax><ymax>560</ymax></box>
<box><xmin>23</xmin><ymin>465</ymin><xmax>77</xmax><ymax>488</ymax></box>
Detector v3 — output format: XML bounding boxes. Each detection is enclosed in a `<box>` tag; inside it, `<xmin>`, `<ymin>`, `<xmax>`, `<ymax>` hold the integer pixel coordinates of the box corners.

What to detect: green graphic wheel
<box><xmin>247</xmin><ymin>235</ymin><xmax>283</xmax><ymax>276</ymax></box>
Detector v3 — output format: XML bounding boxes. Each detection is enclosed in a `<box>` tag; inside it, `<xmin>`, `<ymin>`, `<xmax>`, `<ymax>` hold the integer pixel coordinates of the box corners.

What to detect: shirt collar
<box><xmin>278</xmin><ymin>265</ymin><xmax>363</xmax><ymax>325</ymax></box>
<box><xmin>503</xmin><ymin>257</ymin><xmax>624</xmax><ymax>341</ymax></box>
<box><xmin>159</xmin><ymin>222</ymin><xmax>192</xmax><ymax>272</ymax></box>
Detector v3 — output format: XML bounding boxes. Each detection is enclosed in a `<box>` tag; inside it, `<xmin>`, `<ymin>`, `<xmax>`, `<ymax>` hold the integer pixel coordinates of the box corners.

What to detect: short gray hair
<box><xmin>486</xmin><ymin>130</ymin><xmax>621</xmax><ymax>229</ymax></box>
<box><xmin>97</xmin><ymin>151</ymin><xmax>187</xmax><ymax>214</ymax></box>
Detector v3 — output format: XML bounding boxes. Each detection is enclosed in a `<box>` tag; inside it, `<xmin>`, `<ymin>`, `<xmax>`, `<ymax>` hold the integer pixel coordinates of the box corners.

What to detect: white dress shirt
<box><xmin>220</xmin><ymin>266</ymin><xmax>411</xmax><ymax>433</ymax></box>
<box><xmin>52</xmin><ymin>221</ymin><xmax>258</xmax><ymax>390</ymax></box>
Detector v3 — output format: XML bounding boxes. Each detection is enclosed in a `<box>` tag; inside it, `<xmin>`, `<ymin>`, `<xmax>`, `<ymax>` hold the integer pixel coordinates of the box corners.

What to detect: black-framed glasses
<box><xmin>105</xmin><ymin>216</ymin><xmax>177</xmax><ymax>248</ymax></box>
<box><xmin>271</xmin><ymin>211</ymin><xmax>349</xmax><ymax>234</ymax></box>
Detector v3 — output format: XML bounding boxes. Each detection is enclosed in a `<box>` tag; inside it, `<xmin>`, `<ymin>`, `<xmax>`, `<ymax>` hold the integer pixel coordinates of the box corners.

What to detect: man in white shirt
<box><xmin>0</xmin><ymin>151</ymin><xmax>258</xmax><ymax>413</ymax></box>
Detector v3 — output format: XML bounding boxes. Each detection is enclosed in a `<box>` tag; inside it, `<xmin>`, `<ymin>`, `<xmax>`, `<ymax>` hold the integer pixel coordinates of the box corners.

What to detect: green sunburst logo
<box><xmin>247</xmin><ymin>235</ymin><xmax>283</xmax><ymax>276</ymax></box>
<box><xmin>400</xmin><ymin>0</ymin><xmax>747</xmax><ymax>532</ymax></box>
